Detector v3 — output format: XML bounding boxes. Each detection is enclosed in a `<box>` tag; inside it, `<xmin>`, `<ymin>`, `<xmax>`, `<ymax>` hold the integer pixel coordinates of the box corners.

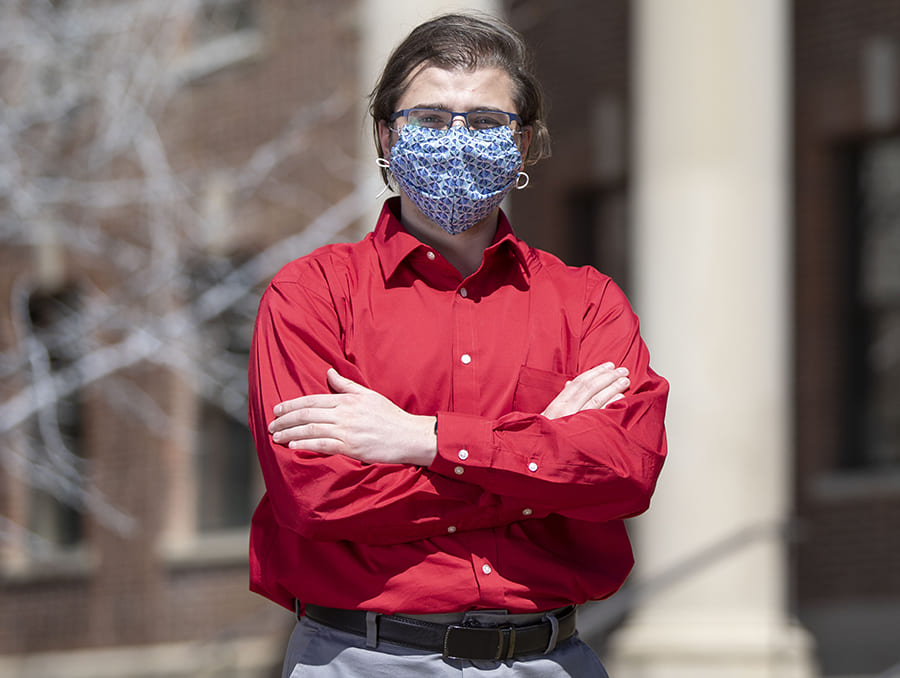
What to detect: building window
<box><xmin>195</xmin><ymin>398</ymin><xmax>256</xmax><ymax>533</ymax></box>
<box><xmin>568</xmin><ymin>183</ymin><xmax>630</xmax><ymax>293</ymax></box>
<box><xmin>188</xmin><ymin>256</ymin><xmax>259</xmax><ymax>534</ymax></box>
<box><xmin>842</xmin><ymin>134</ymin><xmax>900</xmax><ymax>468</ymax></box>
<box><xmin>194</xmin><ymin>0</ymin><xmax>256</xmax><ymax>43</ymax></box>
<box><xmin>25</xmin><ymin>287</ymin><xmax>85</xmax><ymax>550</ymax></box>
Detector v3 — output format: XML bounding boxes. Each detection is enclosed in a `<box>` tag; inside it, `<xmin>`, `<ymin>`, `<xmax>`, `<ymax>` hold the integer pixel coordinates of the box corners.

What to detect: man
<box><xmin>248</xmin><ymin>12</ymin><xmax>668</xmax><ymax>677</ymax></box>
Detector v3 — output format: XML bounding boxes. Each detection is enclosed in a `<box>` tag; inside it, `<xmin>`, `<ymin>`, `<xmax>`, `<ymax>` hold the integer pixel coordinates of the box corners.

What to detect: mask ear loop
<box><xmin>516</xmin><ymin>171</ymin><xmax>530</xmax><ymax>190</ymax></box>
<box><xmin>375</xmin><ymin>157</ymin><xmax>393</xmax><ymax>198</ymax></box>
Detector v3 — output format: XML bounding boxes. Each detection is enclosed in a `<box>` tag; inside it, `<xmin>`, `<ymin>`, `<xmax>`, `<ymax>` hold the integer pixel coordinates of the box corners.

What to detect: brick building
<box><xmin>0</xmin><ymin>2</ymin><xmax>359</xmax><ymax>676</ymax></box>
<box><xmin>1</xmin><ymin>1</ymin><xmax>898</xmax><ymax>677</ymax></box>
<box><xmin>792</xmin><ymin>0</ymin><xmax>900</xmax><ymax>673</ymax></box>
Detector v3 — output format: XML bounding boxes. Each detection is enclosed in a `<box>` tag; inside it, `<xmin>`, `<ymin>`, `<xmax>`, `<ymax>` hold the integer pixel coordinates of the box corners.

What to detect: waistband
<box><xmin>302</xmin><ymin>603</ymin><xmax>578</xmax><ymax>661</ymax></box>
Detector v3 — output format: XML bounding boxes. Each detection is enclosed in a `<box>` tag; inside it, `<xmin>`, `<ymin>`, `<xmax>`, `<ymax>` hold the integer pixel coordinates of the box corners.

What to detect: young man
<box><xmin>249</xmin><ymin>13</ymin><xmax>668</xmax><ymax>677</ymax></box>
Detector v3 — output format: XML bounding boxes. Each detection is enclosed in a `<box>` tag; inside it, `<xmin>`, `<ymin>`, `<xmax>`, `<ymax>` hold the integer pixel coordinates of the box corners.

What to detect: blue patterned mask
<box><xmin>383</xmin><ymin>124</ymin><xmax>526</xmax><ymax>235</ymax></box>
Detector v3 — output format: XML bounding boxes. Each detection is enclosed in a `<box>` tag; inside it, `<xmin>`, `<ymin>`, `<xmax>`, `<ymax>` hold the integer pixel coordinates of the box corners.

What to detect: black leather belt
<box><xmin>303</xmin><ymin>604</ymin><xmax>577</xmax><ymax>661</ymax></box>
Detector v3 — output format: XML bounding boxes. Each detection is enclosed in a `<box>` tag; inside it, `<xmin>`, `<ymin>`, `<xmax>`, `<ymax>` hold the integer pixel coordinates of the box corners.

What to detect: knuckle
<box><xmin>276</xmin><ymin>413</ymin><xmax>297</xmax><ymax>429</ymax></box>
<box><xmin>308</xmin><ymin>422</ymin><xmax>328</xmax><ymax>438</ymax></box>
<box><xmin>305</xmin><ymin>438</ymin><xmax>335</xmax><ymax>454</ymax></box>
<box><xmin>590</xmin><ymin>363</ymin><xmax>614</xmax><ymax>376</ymax></box>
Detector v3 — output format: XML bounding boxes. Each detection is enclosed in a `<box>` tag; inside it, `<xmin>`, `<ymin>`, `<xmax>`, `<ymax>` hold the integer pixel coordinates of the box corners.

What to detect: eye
<box><xmin>408</xmin><ymin>109</ymin><xmax>450</xmax><ymax>128</ymax></box>
<box><xmin>469</xmin><ymin>112</ymin><xmax>509</xmax><ymax>130</ymax></box>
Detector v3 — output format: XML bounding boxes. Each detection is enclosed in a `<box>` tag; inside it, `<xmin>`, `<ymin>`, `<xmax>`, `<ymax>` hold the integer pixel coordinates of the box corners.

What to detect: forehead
<box><xmin>395</xmin><ymin>65</ymin><xmax>517</xmax><ymax>112</ymax></box>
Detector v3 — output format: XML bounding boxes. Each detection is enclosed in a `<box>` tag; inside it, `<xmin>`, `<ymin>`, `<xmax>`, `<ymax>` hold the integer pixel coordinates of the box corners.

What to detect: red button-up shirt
<box><xmin>248</xmin><ymin>198</ymin><xmax>668</xmax><ymax>615</ymax></box>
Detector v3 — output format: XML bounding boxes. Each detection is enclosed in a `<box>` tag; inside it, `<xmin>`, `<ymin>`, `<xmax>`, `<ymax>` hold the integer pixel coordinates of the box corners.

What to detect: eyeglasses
<box><xmin>389</xmin><ymin>108</ymin><xmax>522</xmax><ymax>131</ymax></box>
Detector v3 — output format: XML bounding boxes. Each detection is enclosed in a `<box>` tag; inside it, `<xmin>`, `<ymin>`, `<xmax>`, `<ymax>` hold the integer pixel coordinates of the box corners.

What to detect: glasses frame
<box><xmin>389</xmin><ymin>108</ymin><xmax>523</xmax><ymax>131</ymax></box>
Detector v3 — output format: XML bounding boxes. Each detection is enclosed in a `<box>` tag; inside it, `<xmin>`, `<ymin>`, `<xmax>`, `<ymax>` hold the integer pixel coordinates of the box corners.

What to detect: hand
<box><xmin>268</xmin><ymin>369</ymin><xmax>437</xmax><ymax>466</ymax></box>
<box><xmin>541</xmin><ymin>362</ymin><xmax>630</xmax><ymax>419</ymax></box>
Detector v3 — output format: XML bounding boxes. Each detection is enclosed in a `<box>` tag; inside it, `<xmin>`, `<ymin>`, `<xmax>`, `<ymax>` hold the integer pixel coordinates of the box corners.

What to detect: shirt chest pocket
<box><xmin>511</xmin><ymin>365</ymin><xmax>571</xmax><ymax>414</ymax></box>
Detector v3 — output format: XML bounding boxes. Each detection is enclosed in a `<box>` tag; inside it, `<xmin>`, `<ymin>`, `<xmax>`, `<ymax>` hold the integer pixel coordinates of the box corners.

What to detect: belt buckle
<box><xmin>442</xmin><ymin>624</ymin><xmax>516</xmax><ymax>661</ymax></box>
<box><xmin>442</xmin><ymin>624</ymin><xmax>473</xmax><ymax>660</ymax></box>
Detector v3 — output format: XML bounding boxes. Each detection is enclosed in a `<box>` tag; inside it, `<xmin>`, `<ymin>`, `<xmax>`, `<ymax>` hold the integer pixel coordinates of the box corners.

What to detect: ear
<box><xmin>378</xmin><ymin>120</ymin><xmax>394</xmax><ymax>160</ymax></box>
<box><xmin>518</xmin><ymin>126</ymin><xmax>533</xmax><ymax>165</ymax></box>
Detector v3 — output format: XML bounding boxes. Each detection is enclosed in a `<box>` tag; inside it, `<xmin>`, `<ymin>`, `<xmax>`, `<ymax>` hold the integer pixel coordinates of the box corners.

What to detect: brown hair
<box><xmin>369</xmin><ymin>12</ymin><xmax>551</xmax><ymax>183</ymax></box>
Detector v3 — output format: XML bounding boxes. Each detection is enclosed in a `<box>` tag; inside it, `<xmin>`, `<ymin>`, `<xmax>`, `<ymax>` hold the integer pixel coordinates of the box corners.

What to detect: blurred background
<box><xmin>1</xmin><ymin>1</ymin><xmax>898</xmax><ymax>676</ymax></box>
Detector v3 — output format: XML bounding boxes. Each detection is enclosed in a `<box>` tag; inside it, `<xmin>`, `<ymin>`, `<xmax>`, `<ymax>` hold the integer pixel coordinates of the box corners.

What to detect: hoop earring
<box><xmin>516</xmin><ymin>172</ymin><xmax>530</xmax><ymax>190</ymax></box>
<box><xmin>375</xmin><ymin>157</ymin><xmax>393</xmax><ymax>198</ymax></box>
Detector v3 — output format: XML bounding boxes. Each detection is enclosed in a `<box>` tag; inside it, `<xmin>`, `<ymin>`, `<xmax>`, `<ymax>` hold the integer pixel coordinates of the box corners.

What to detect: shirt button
<box><xmin>447</xmin><ymin>525</ymin><xmax>457</xmax><ymax>534</ymax></box>
<box><xmin>426</xmin><ymin>251</ymin><xmax>436</xmax><ymax>260</ymax></box>
<box><xmin>522</xmin><ymin>508</ymin><xmax>533</xmax><ymax>516</ymax></box>
<box><xmin>482</xmin><ymin>564</ymin><xmax>492</xmax><ymax>575</ymax></box>
<box><xmin>528</xmin><ymin>462</ymin><xmax>538</xmax><ymax>472</ymax></box>
<box><xmin>460</xmin><ymin>354</ymin><xmax>472</xmax><ymax>365</ymax></box>
<box><xmin>458</xmin><ymin>449</ymin><xmax>469</xmax><ymax>461</ymax></box>
<box><xmin>454</xmin><ymin>466</ymin><xmax>465</xmax><ymax>475</ymax></box>
<box><xmin>459</xmin><ymin>287</ymin><xmax>468</xmax><ymax>298</ymax></box>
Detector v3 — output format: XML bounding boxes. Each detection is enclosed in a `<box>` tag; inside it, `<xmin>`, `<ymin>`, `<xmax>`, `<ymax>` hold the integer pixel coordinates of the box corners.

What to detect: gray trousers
<box><xmin>282</xmin><ymin>617</ymin><xmax>610</xmax><ymax>677</ymax></box>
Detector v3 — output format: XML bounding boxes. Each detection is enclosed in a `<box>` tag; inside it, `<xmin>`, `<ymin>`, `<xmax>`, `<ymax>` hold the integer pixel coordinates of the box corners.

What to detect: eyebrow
<box><xmin>410</xmin><ymin>103</ymin><xmax>507</xmax><ymax>112</ymax></box>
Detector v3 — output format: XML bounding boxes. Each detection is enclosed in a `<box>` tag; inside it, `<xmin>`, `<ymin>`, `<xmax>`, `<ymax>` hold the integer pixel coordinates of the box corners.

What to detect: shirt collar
<box><xmin>373</xmin><ymin>197</ymin><xmax>532</xmax><ymax>282</ymax></box>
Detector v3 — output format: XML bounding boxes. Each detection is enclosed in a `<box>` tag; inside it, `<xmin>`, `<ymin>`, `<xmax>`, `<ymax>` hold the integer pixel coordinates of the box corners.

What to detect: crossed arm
<box><xmin>267</xmin><ymin>362</ymin><xmax>632</xmax><ymax>466</ymax></box>
<box><xmin>251</xmin><ymin>269</ymin><xmax>667</xmax><ymax>545</ymax></box>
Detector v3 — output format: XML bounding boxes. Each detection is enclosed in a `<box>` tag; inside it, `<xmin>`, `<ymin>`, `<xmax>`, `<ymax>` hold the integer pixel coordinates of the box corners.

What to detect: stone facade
<box><xmin>2</xmin><ymin>1</ymin><xmax>899</xmax><ymax>676</ymax></box>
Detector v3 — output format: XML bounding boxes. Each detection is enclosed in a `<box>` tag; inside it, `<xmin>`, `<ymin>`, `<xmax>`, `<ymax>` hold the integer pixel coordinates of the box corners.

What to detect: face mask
<box><xmin>379</xmin><ymin>124</ymin><xmax>528</xmax><ymax>235</ymax></box>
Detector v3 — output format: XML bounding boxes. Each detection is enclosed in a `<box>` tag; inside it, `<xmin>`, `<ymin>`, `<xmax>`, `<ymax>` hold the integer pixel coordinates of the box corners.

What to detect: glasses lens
<box><xmin>467</xmin><ymin>111</ymin><xmax>511</xmax><ymax>130</ymax></box>
<box><xmin>403</xmin><ymin>109</ymin><xmax>513</xmax><ymax>130</ymax></box>
<box><xmin>406</xmin><ymin>109</ymin><xmax>453</xmax><ymax>129</ymax></box>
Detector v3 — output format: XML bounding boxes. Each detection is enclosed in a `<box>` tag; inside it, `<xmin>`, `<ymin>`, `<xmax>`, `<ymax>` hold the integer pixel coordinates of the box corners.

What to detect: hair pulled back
<box><xmin>369</xmin><ymin>12</ymin><xmax>550</xmax><ymax>183</ymax></box>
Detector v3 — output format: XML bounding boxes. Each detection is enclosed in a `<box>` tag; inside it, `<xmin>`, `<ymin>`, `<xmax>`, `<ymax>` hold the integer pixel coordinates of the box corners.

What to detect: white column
<box><xmin>606</xmin><ymin>1</ymin><xmax>817</xmax><ymax>676</ymax></box>
<box><xmin>355</xmin><ymin>1</ymin><xmax>501</xmax><ymax>233</ymax></box>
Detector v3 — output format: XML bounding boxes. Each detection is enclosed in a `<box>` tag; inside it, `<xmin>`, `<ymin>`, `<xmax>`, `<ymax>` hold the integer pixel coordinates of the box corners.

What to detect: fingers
<box><xmin>270</xmin><ymin>393</ymin><xmax>343</xmax><ymax>435</ymax></box>
<box><xmin>542</xmin><ymin>362</ymin><xmax>631</xmax><ymax>419</ymax></box>
<box><xmin>588</xmin><ymin>378</ymin><xmax>629</xmax><ymax>409</ymax></box>
<box><xmin>270</xmin><ymin>396</ymin><xmax>339</xmax><ymax>438</ymax></box>
<box><xmin>273</xmin><ymin>422</ymin><xmax>343</xmax><ymax>450</ymax></box>
<box><xmin>268</xmin><ymin>369</ymin><xmax>376</xmax><ymax>454</ymax></box>
<box><xmin>272</xmin><ymin>369</ymin><xmax>364</xmax><ymax>423</ymax></box>
<box><xmin>604</xmin><ymin>393</ymin><xmax>626</xmax><ymax>409</ymax></box>
<box><xmin>273</xmin><ymin>393</ymin><xmax>339</xmax><ymax>418</ymax></box>
<box><xmin>563</xmin><ymin>362</ymin><xmax>628</xmax><ymax>406</ymax></box>
<box><xmin>578</xmin><ymin>362</ymin><xmax>628</xmax><ymax>383</ymax></box>
<box><xmin>268</xmin><ymin>402</ymin><xmax>348</xmax><ymax>452</ymax></box>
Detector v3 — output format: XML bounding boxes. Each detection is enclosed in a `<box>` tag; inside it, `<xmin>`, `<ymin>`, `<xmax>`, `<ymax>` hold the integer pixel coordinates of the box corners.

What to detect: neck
<box><xmin>398</xmin><ymin>197</ymin><xmax>499</xmax><ymax>278</ymax></box>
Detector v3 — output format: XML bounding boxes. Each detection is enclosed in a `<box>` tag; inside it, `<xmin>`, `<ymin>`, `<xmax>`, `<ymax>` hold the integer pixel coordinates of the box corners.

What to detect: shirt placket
<box><xmin>450</xmin><ymin>278</ymin><xmax>506</xmax><ymax>605</ymax></box>
<box><xmin>450</xmin><ymin>280</ymin><xmax>479</xmax><ymax>414</ymax></box>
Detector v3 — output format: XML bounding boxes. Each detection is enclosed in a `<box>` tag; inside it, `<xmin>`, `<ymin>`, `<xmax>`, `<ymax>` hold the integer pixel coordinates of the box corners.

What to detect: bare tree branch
<box><xmin>0</xmin><ymin>0</ymin><xmax>370</xmax><ymax>552</ymax></box>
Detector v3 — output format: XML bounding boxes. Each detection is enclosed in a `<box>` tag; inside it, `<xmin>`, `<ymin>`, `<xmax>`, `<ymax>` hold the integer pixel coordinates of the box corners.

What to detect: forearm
<box><xmin>254</xmin><ymin>437</ymin><xmax>541</xmax><ymax>544</ymax></box>
<box><xmin>252</xmin><ymin>360</ymin><xmax>532</xmax><ymax>544</ymax></box>
<box><xmin>429</xmin><ymin>375</ymin><xmax>668</xmax><ymax>522</ymax></box>
<box><xmin>250</xmin><ymin>283</ymin><xmax>538</xmax><ymax>544</ymax></box>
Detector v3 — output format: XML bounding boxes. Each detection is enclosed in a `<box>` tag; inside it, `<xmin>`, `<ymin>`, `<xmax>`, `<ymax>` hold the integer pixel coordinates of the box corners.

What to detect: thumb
<box><xmin>327</xmin><ymin>368</ymin><xmax>367</xmax><ymax>394</ymax></box>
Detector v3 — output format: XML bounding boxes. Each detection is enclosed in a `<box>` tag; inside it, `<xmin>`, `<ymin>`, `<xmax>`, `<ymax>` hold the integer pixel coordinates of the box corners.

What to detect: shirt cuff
<box><xmin>430</xmin><ymin>411</ymin><xmax>496</xmax><ymax>482</ymax></box>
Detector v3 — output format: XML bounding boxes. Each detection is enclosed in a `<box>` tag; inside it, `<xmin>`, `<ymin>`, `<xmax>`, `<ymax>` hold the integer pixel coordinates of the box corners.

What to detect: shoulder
<box><xmin>258</xmin><ymin>235</ymin><xmax>377</xmax><ymax>318</ymax></box>
<box><xmin>522</xmin><ymin>243</ymin><xmax>617</xmax><ymax>296</ymax></box>
<box><xmin>270</xmin><ymin>236</ymin><xmax>373</xmax><ymax>287</ymax></box>
<box><xmin>518</xmin><ymin>243</ymin><xmax>640</xmax><ymax>331</ymax></box>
